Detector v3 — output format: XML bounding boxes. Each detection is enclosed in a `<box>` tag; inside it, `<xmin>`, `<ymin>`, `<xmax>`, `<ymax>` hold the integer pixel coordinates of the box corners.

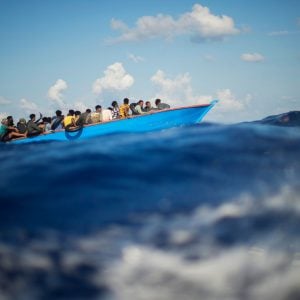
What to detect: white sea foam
<box><xmin>0</xmin><ymin>187</ymin><xmax>299</xmax><ymax>300</ymax></box>
<box><xmin>107</xmin><ymin>246</ymin><xmax>300</xmax><ymax>300</ymax></box>
<box><xmin>194</xmin><ymin>186</ymin><xmax>300</xmax><ymax>227</ymax></box>
<box><xmin>264</xmin><ymin>186</ymin><xmax>300</xmax><ymax>213</ymax></box>
<box><xmin>103</xmin><ymin>186</ymin><xmax>300</xmax><ymax>299</ymax></box>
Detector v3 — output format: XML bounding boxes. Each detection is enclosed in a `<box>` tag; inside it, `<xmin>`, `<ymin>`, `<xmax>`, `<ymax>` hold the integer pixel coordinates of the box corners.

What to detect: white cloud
<box><xmin>268</xmin><ymin>30</ymin><xmax>289</xmax><ymax>36</ymax></box>
<box><xmin>241</xmin><ymin>53</ymin><xmax>265</xmax><ymax>62</ymax></box>
<box><xmin>20</xmin><ymin>98</ymin><xmax>39</xmax><ymax>113</ymax></box>
<box><xmin>203</xmin><ymin>54</ymin><xmax>215</xmax><ymax>62</ymax></box>
<box><xmin>109</xmin><ymin>3</ymin><xmax>239</xmax><ymax>43</ymax></box>
<box><xmin>47</xmin><ymin>79</ymin><xmax>68</xmax><ymax>108</ymax></box>
<box><xmin>0</xmin><ymin>96</ymin><xmax>12</xmax><ymax>105</ymax></box>
<box><xmin>151</xmin><ymin>70</ymin><xmax>197</xmax><ymax>107</ymax></box>
<box><xmin>111</xmin><ymin>18</ymin><xmax>128</xmax><ymax>32</ymax></box>
<box><xmin>281</xmin><ymin>95</ymin><xmax>298</xmax><ymax>103</ymax></box>
<box><xmin>150</xmin><ymin>70</ymin><xmax>250</xmax><ymax>122</ymax></box>
<box><xmin>216</xmin><ymin>89</ymin><xmax>246</xmax><ymax>112</ymax></box>
<box><xmin>73</xmin><ymin>101</ymin><xmax>87</xmax><ymax>112</ymax></box>
<box><xmin>179</xmin><ymin>4</ymin><xmax>240</xmax><ymax>41</ymax></box>
<box><xmin>150</xmin><ymin>70</ymin><xmax>248</xmax><ymax>112</ymax></box>
<box><xmin>128</xmin><ymin>53</ymin><xmax>144</xmax><ymax>63</ymax></box>
<box><xmin>210</xmin><ymin>89</ymin><xmax>253</xmax><ymax>123</ymax></box>
<box><xmin>92</xmin><ymin>62</ymin><xmax>134</xmax><ymax>95</ymax></box>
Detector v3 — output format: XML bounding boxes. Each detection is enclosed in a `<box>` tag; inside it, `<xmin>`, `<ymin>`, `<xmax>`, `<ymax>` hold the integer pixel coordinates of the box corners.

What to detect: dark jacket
<box><xmin>157</xmin><ymin>103</ymin><xmax>170</xmax><ymax>110</ymax></box>
<box><xmin>27</xmin><ymin>120</ymin><xmax>42</xmax><ymax>136</ymax></box>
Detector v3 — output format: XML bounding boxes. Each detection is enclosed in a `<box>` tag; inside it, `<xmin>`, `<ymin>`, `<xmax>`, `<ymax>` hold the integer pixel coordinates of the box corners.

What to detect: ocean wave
<box><xmin>1</xmin><ymin>186</ymin><xmax>300</xmax><ymax>300</ymax></box>
<box><xmin>0</xmin><ymin>115</ymin><xmax>300</xmax><ymax>299</ymax></box>
<box><xmin>254</xmin><ymin>110</ymin><xmax>300</xmax><ymax>127</ymax></box>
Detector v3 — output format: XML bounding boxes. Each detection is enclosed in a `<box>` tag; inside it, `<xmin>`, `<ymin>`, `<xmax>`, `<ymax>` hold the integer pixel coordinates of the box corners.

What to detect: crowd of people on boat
<box><xmin>0</xmin><ymin>98</ymin><xmax>170</xmax><ymax>142</ymax></box>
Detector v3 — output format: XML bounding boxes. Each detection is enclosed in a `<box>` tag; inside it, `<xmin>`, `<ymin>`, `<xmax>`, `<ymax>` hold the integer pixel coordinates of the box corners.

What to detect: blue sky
<box><xmin>0</xmin><ymin>0</ymin><xmax>299</xmax><ymax>122</ymax></box>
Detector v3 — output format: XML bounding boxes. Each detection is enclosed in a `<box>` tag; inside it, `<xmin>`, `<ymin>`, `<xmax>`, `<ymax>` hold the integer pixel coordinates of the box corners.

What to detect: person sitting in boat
<box><xmin>6</xmin><ymin>116</ymin><xmax>15</xmax><ymax>127</ymax></box>
<box><xmin>111</xmin><ymin>101</ymin><xmax>120</xmax><ymax>119</ymax></box>
<box><xmin>63</xmin><ymin>110</ymin><xmax>77</xmax><ymax>130</ymax></box>
<box><xmin>42</xmin><ymin>117</ymin><xmax>52</xmax><ymax>133</ymax></box>
<box><xmin>101</xmin><ymin>108</ymin><xmax>113</xmax><ymax>122</ymax></box>
<box><xmin>129</xmin><ymin>102</ymin><xmax>138</xmax><ymax>115</ymax></box>
<box><xmin>27</xmin><ymin>114</ymin><xmax>45</xmax><ymax>137</ymax></box>
<box><xmin>16</xmin><ymin>118</ymin><xmax>28</xmax><ymax>134</ymax></box>
<box><xmin>6</xmin><ymin>116</ymin><xmax>22</xmax><ymax>133</ymax></box>
<box><xmin>74</xmin><ymin>111</ymin><xmax>81</xmax><ymax>125</ymax></box>
<box><xmin>91</xmin><ymin>105</ymin><xmax>102</xmax><ymax>123</ymax></box>
<box><xmin>0</xmin><ymin>118</ymin><xmax>27</xmax><ymax>142</ymax></box>
<box><xmin>135</xmin><ymin>100</ymin><xmax>146</xmax><ymax>115</ymax></box>
<box><xmin>51</xmin><ymin>110</ymin><xmax>64</xmax><ymax>131</ymax></box>
<box><xmin>6</xmin><ymin>115</ymin><xmax>27</xmax><ymax>137</ymax></box>
<box><xmin>76</xmin><ymin>108</ymin><xmax>92</xmax><ymax>126</ymax></box>
<box><xmin>144</xmin><ymin>101</ymin><xmax>153</xmax><ymax>112</ymax></box>
<box><xmin>155</xmin><ymin>98</ymin><xmax>170</xmax><ymax>110</ymax></box>
<box><xmin>119</xmin><ymin>98</ymin><xmax>130</xmax><ymax>118</ymax></box>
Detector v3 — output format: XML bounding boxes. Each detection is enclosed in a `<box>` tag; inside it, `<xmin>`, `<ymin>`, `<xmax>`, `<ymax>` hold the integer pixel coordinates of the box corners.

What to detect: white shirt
<box><xmin>102</xmin><ymin>109</ymin><xmax>113</xmax><ymax>122</ymax></box>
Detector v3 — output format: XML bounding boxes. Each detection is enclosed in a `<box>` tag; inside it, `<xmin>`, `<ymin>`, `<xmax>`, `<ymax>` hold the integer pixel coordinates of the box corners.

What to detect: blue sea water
<box><xmin>0</xmin><ymin>111</ymin><xmax>300</xmax><ymax>300</ymax></box>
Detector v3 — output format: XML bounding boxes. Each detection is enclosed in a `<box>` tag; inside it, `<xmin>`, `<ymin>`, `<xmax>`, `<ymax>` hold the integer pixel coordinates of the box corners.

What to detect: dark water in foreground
<box><xmin>0</xmin><ymin>111</ymin><xmax>300</xmax><ymax>300</ymax></box>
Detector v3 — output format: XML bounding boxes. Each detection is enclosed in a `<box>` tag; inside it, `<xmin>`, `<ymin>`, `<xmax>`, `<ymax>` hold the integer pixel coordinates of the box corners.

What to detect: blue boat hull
<box><xmin>11</xmin><ymin>101</ymin><xmax>217</xmax><ymax>144</ymax></box>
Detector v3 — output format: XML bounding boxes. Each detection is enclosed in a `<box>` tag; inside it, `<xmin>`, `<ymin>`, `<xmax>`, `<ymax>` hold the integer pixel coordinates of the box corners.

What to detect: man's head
<box><xmin>111</xmin><ymin>101</ymin><xmax>118</xmax><ymax>108</ymax></box>
<box><xmin>7</xmin><ymin>116</ymin><xmax>14</xmax><ymax>126</ymax></box>
<box><xmin>56</xmin><ymin>110</ymin><xmax>62</xmax><ymax>117</ymax></box>
<box><xmin>155</xmin><ymin>99</ymin><xmax>161</xmax><ymax>106</ymax></box>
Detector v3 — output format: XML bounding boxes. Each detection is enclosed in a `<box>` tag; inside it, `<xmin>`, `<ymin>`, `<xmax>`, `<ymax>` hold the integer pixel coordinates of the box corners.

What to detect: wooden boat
<box><xmin>11</xmin><ymin>101</ymin><xmax>217</xmax><ymax>144</ymax></box>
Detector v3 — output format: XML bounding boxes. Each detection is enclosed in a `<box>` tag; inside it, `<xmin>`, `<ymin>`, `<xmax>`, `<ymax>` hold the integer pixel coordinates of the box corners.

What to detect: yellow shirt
<box><xmin>119</xmin><ymin>104</ymin><xmax>130</xmax><ymax>118</ymax></box>
<box><xmin>63</xmin><ymin>116</ymin><xmax>75</xmax><ymax>127</ymax></box>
